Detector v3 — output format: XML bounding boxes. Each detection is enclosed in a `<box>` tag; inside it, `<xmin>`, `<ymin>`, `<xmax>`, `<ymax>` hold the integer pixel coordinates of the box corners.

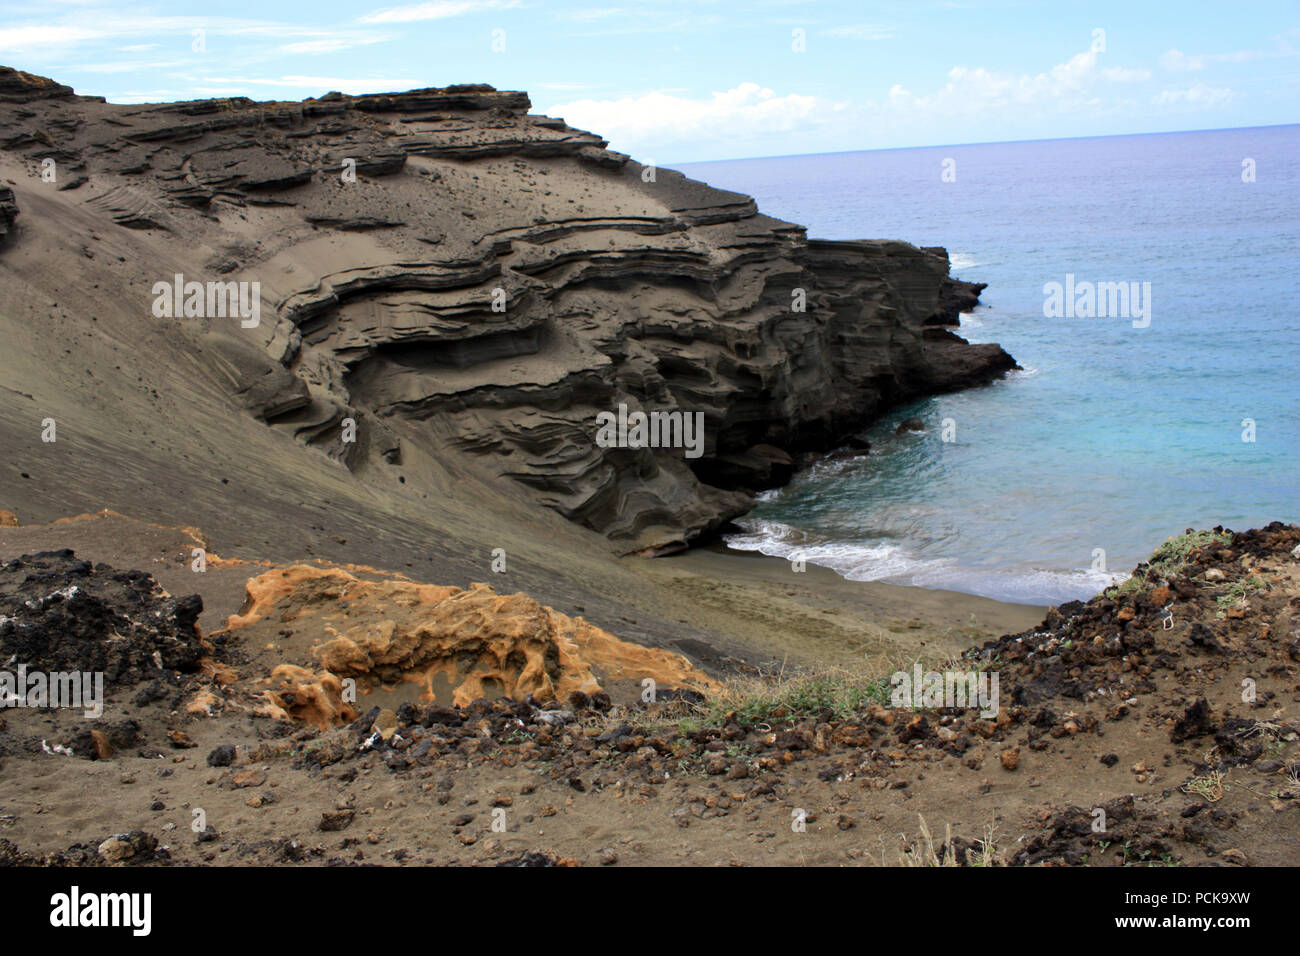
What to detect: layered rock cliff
<box><xmin>0</xmin><ymin>67</ymin><xmax>1014</xmax><ymax>554</ymax></box>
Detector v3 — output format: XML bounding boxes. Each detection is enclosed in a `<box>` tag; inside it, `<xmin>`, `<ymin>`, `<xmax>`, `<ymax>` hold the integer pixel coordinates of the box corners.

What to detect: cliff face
<box><xmin>0</xmin><ymin>69</ymin><xmax>1014</xmax><ymax>554</ymax></box>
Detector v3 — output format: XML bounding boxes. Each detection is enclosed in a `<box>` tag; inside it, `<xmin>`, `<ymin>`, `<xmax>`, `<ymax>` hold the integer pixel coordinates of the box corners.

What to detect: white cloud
<box><xmin>564</xmin><ymin>14</ymin><xmax>722</xmax><ymax>37</ymax></box>
<box><xmin>882</xmin><ymin>51</ymin><xmax>1151</xmax><ymax>118</ymax></box>
<box><xmin>360</xmin><ymin>0</ymin><xmax>520</xmax><ymax>24</ymax></box>
<box><xmin>1160</xmin><ymin>37</ymin><xmax>1300</xmax><ymax>72</ymax></box>
<box><xmin>822</xmin><ymin>23</ymin><xmax>896</xmax><ymax>41</ymax></box>
<box><xmin>554</xmin><ymin>7</ymin><xmax>627</xmax><ymax>22</ymax></box>
<box><xmin>1101</xmin><ymin>67</ymin><xmax>1151</xmax><ymax>82</ymax></box>
<box><xmin>1153</xmin><ymin>84</ymin><xmax>1233</xmax><ymax>108</ymax></box>
<box><xmin>1161</xmin><ymin>48</ymin><xmax>1260</xmax><ymax>71</ymax></box>
<box><xmin>280</xmin><ymin>37</ymin><xmax>388</xmax><ymax>55</ymax></box>
<box><xmin>548</xmin><ymin>82</ymin><xmax>843</xmax><ymax>155</ymax></box>
<box><xmin>0</xmin><ymin>16</ymin><xmax>389</xmax><ymax>51</ymax></box>
<box><xmin>544</xmin><ymin>47</ymin><xmax>1225</xmax><ymax>160</ymax></box>
<box><xmin>0</xmin><ymin>25</ymin><xmax>102</xmax><ymax>50</ymax></box>
<box><xmin>76</xmin><ymin>59</ymin><xmax>190</xmax><ymax>74</ymax></box>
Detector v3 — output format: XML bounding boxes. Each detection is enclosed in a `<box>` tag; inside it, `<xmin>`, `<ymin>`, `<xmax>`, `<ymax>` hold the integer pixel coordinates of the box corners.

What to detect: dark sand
<box><xmin>634</xmin><ymin>543</ymin><xmax>1045</xmax><ymax>673</ymax></box>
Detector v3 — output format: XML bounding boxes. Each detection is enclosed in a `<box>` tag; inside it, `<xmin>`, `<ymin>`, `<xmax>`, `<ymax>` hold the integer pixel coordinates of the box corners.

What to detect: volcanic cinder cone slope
<box><xmin>0</xmin><ymin>66</ymin><xmax>1017</xmax><ymax>667</ymax></box>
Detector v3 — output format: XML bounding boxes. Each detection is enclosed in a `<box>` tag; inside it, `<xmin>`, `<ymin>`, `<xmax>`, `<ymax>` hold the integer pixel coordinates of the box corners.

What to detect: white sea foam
<box><xmin>726</xmin><ymin>519</ymin><xmax>953</xmax><ymax>583</ymax></box>
<box><xmin>1007</xmin><ymin>364</ymin><xmax>1041</xmax><ymax>379</ymax></box>
<box><xmin>725</xmin><ymin>518</ymin><xmax>1124</xmax><ymax>605</ymax></box>
<box><xmin>948</xmin><ymin>253</ymin><xmax>980</xmax><ymax>271</ymax></box>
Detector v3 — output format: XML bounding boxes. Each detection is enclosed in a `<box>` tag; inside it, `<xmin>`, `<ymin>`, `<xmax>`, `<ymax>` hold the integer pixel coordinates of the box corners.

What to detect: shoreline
<box><xmin>630</xmin><ymin>540</ymin><xmax>1047</xmax><ymax>673</ymax></box>
<box><xmin>0</xmin><ymin>508</ymin><xmax>1045</xmax><ymax>682</ymax></box>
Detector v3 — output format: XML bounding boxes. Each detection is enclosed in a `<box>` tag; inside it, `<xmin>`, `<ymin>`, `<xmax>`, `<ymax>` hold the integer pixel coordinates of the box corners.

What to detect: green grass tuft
<box><xmin>1106</xmin><ymin>529</ymin><xmax>1231</xmax><ymax>598</ymax></box>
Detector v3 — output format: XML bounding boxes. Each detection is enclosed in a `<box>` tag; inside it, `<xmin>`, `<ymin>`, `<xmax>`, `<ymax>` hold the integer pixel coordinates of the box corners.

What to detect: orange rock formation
<box><xmin>226</xmin><ymin>565</ymin><xmax>716</xmax><ymax>727</ymax></box>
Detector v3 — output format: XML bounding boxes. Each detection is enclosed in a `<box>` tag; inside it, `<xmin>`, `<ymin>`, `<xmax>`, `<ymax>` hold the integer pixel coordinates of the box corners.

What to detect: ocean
<box><xmin>677</xmin><ymin>125</ymin><xmax>1300</xmax><ymax>606</ymax></box>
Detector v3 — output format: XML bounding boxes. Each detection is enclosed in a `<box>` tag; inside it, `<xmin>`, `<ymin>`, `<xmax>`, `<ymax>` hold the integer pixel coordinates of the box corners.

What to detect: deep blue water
<box><xmin>678</xmin><ymin>126</ymin><xmax>1300</xmax><ymax>605</ymax></box>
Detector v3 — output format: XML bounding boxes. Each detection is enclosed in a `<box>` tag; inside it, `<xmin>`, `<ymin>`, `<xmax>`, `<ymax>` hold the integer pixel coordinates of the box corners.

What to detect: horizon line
<box><xmin>668</xmin><ymin>122</ymin><xmax>1300</xmax><ymax>167</ymax></box>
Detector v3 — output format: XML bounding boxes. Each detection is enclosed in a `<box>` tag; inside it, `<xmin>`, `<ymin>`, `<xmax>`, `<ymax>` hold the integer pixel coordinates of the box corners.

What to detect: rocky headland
<box><xmin>0</xmin><ymin>65</ymin><xmax>1012</xmax><ymax>559</ymax></box>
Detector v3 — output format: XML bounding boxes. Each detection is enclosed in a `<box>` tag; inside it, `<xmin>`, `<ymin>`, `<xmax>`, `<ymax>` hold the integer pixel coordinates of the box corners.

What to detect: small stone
<box><xmin>97</xmin><ymin>836</ymin><xmax>134</xmax><ymax>863</ymax></box>
<box><xmin>372</xmin><ymin>709</ymin><xmax>399</xmax><ymax>741</ymax></box>
<box><xmin>232</xmin><ymin>769</ymin><xmax>265</xmax><ymax>789</ymax></box>
<box><xmin>91</xmin><ymin>730</ymin><xmax>113</xmax><ymax>759</ymax></box>
<box><xmin>319</xmin><ymin>809</ymin><xmax>355</xmax><ymax>832</ymax></box>
<box><xmin>1000</xmin><ymin>747</ymin><xmax>1020</xmax><ymax>771</ymax></box>
<box><xmin>206</xmin><ymin>744</ymin><xmax>236</xmax><ymax>767</ymax></box>
<box><xmin>1220</xmin><ymin>848</ymin><xmax>1247</xmax><ymax>866</ymax></box>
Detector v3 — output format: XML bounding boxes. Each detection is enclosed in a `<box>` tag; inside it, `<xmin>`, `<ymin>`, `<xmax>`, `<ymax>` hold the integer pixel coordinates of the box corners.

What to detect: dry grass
<box><xmin>1182</xmin><ymin>769</ymin><xmax>1227</xmax><ymax>802</ymax></box>
<box><xmin>895</xmin><ymin>813</ymin><xmax>1006</xmax><ymax>867</ymax></box>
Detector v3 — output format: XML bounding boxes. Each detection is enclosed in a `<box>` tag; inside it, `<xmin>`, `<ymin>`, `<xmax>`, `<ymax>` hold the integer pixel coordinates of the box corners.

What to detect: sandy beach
<box><xmin>634</xmin><ymin>543</ymin><xmax>1046</xmax><ymax>672</ymax></box>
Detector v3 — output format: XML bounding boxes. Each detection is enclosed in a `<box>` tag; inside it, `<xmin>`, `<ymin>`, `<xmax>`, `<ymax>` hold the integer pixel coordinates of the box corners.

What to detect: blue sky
<box><xmin>1</xmin><ymin>0</ymin><xmax>1296</xmax><ymax>161</ymax></box>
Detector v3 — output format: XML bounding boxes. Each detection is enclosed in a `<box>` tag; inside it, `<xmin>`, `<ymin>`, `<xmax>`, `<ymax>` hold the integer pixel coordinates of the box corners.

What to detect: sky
<box><xmin>1</xmin><ymin>0</ymin><xmax>1296</xmax><ymax>162</ymax></box>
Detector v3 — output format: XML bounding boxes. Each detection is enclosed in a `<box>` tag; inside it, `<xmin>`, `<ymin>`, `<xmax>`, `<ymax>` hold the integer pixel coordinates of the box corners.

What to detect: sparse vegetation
<box><xmin>1106</xmin><ymin>529</ymin><xmax>1231</xmax><ymax>598</ymax></box>
<box><xmin>1118</xmin><ymin>841</ymin><xmax>1181</xmax><ymax>867</ymax></box>
<box><xmin>706</xmin><ymin>670</ymin><xmax>892</xmax><ymax>727</ymax></box>
<box><xmin>1215</xmin><ymin>575</ymin><xmax>1265</xmax><ymax>617</ymax></box>
<box><xmin>896</xmin><ymin>813</ymin><xmax>1005</xmax><ymax>867</ymax></box>
<box><xmin>1182</xmin><ymin>769</ymin><xmax>1227</xmax><ymax>803</ymax></box>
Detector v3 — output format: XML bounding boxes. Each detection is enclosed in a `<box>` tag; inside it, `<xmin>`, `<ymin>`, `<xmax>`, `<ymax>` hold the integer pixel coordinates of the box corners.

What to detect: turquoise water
<box><xmin>678</xmin><ymin>126</ymin><xmax>1300</xmax><ymax>605</ymax></box>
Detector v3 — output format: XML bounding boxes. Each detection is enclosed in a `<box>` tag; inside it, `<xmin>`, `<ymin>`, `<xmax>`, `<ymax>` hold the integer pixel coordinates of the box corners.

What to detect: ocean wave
<box><xmin>725</xmin><ymin>518</ymin><xmax>1124</xmax><ymax>605</ymax></box>
<box><xmin>725</xmin><ymin>519</ymin><xmax>955</xmax><ymax>583</ymax></box>
<box><xmin>948</xmin><ymin>252</ymin><xmax>980</xmax><ymax>270</ymax></box>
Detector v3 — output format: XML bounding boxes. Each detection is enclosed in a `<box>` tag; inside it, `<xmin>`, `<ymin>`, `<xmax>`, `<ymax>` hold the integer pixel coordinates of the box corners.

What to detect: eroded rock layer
<box><xmin>0</xmin><ymin>70</ymin><xmax>1015</xmax><ymax>553</ymax></box>
<box><xmin>225</xmin><ymin>564</ymin><xmax>718</xmax><ymax>726</ymax></box>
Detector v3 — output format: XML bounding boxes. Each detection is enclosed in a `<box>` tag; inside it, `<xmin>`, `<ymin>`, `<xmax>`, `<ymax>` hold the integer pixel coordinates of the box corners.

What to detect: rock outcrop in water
<box><xmin>0</xmin><ymin>69</ymin><xmax>1015</xmax><ymax>554</ymax></box>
